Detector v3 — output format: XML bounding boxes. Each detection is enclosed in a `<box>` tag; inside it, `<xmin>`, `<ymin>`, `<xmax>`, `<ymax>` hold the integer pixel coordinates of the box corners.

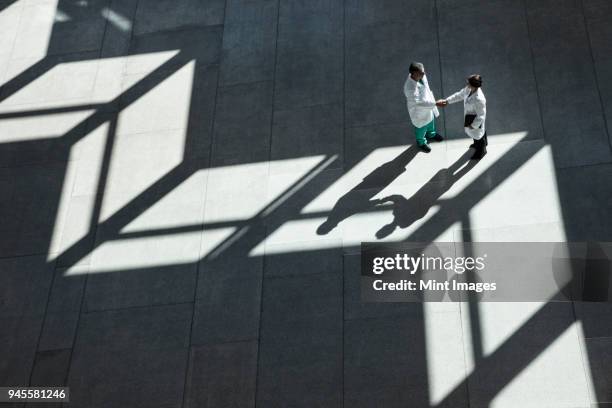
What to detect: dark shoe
<box><xmin>427</xmin><ymin>133</ymin><xmax>444</xmax><ymax>142</ymax></box>
<box><xmin>418</xmin><ymin>143</ymin><xmax>431</xmax><ymax>153</ymax></box>
<box><xmin>470</xmin><ymin>139</ymin><xmax>487</xmax><ymax>160</ymax></box>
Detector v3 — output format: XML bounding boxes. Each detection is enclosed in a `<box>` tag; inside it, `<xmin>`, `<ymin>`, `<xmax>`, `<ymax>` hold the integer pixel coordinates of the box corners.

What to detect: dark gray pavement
<box><xmin>1</xmin><ymin>0</ymin><xmax>612</xmax><ymax>406</ymax></box>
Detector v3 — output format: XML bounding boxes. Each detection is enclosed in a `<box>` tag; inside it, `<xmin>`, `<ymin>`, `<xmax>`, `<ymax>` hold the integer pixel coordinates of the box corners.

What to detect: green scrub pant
<box><xmin>414</xmin><ymin>119</ymin><xmax>436</xmax><ymax>146</ymax></box>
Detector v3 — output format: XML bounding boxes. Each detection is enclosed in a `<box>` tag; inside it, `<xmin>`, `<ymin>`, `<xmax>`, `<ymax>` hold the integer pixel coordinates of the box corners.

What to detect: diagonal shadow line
<box><xmin>50</xmin><ymin>52</ymin><xmax>198</xmax><ymax>267</ymax></box>
<box><xmin>433</xmin><ymin>298</ymin><xmax>577</xmax><ymax>408</ymax></box>
<box><xmin>200</xmin><ymin>155</ymin><xmax>340</xmax><ymax>261</ymax></box>
<box><xmin>0</xmin><ymin>55</ymin><xmax>73</xmax><ymax>103</ymax></box>
<box><xmin>55</xmin><ymin>161</ymin><xmax>196</xmax><ymax>267</ymax></box>
<box><xmin>460</xmin><ymin>218</ymin><xmax>485</xmax><ymax>366</ymax></box>
<box><xmin>0</xmin><ymin>103</ymin><xmax>103</xmax><ymax>120</ymax></box>
<box><xmin>401</xmin><ymin>138</ymin><xmax>545</xmax><ymax>243</ymax></box>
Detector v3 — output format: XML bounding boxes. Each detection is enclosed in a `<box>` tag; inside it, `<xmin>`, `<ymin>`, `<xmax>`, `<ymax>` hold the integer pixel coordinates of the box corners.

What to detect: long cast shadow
<box><xmin>316</xmin><ymin>144</ymin><xmax>419</xmax><ymax>235</ymax></box>
<box><xmin>376</xmin><ymin>150</ymin><xmax>477</xmax><ymax>239</ymax></box>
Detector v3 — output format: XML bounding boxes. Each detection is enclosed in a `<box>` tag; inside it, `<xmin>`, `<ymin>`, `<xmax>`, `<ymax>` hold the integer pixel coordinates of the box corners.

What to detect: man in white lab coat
<box><xmin>438</xmin><ymin>74</ymin><xmax>487</xmax><ymax>160</ymax></box>
<box><xmin>403</xmin><ymin>62</ymin><xmax>444</xmax><ymax>153</ymax></box>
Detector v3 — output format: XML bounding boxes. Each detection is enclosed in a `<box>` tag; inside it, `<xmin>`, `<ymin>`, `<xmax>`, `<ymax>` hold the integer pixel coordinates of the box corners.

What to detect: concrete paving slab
<box><xmin>29</xmin><ymin>348</ymin><xmax>71</xmax><ymax>387</ymax></box>
<box><xmin>437</xmin><ymin>0</ymin><xmax>544</xmax><ymax>141</ymax></box>
<box><xmin>0</xmin><ymin>0</ymin><xmax>22</xmax><ymax>56</ymax></box>
<box><xmin>274</xmin><ymin>0</ymin><xmax>343</xmax><ymax>110</ymax></box>
<box><xmin>584</xmin><ymin>0</ymin><xmax>612</xmax><ymax>149</ymax></box>
<box><xmin>344</xmin><ymin>314</ymin><xmax>468</xmax><ymax>408</ymax></box>
<box><xmin>265</xmin><ymin>245</ymin><xmax>342</xmax><ymax>278</ymax></box>
<box><xmin>585</xmin><ymin>337</ymin><xmax>612</xmax><ymax>404</ymax></box>
<box><xmin>133</xmin><ymin>0</ymin><xmax>225</xmax><ymax>36</ymax></box>
<box><xmin>272</xmin><ymin>103</ymin><xmax>343</xmax><ymax>168</ymax></box>
<box><xmin>556</xmin><ymin>163</ymin><xmax>612</xmax><ymax>241</ymax></box>
<box><xmin>184</xmin><ymin>341</ymin><xmax>258</xmax><ymax>408</ymax></box>
<box><xmin>258</xmin><ymin>273</ymin><xmax>343</xmax><ymax>408</ymax></box>
<box><xmin>526</xmin><ymin>0</ymin><xmax>612</xmax><ymax>168</ymax></box>
<box><xmin>38</xmin><ymin>266</ymin><xmax>86</xmax><ymax>351</ymax></box>
<box><xmin>343</xmin><ymin>253</ymin><xmax>423</xmax><ymax>320</ymax></box>
<box><xmin>461</xmin><ymin>302</ymin><xmax>592</xmax><ymax>408</ymax></box>
<box><xmin>45</xmin><ymin>0</ymin><xmax>110</xmax><ymax>57</ymax></box>
<box><xmin>575</xmin><ymin>302</ymin><xmax>612</xmax><ymax>339</ymax></box>
<box><xmin>345</xmin><ymin>0</ymin><xmax>442</xmax><ymax>127</ymax></box>
<box><xmin>0</xmin><ymin>314</ymin><xmax>44</xmax><ymax>386</ymax></box>
<box><xmin>211</xmin><ymin>81</ymin><xmax>273</xmax><ymax>166</ymax></box>
<box><xmin>191</xmin><ymin>273</ymin><xmax>262</xmax><ymax>344</ymax></box>
<box><xmin>1</xmin><ymin>52</ymin><xmax>100</xmax><ymax>109</ymax></box>
<box><xmin>67</xmin><ymin>304</ymin><xmax>191</xmax><ymax>407</ymax></box>
<box><xmin>220</xmin><ymin>0</ymin><xmax>278</xmax><ymax>86</ymax></box>
<box><xmin>0</xmin><ymin>163</ymin><xmax>75</xmax><ymax>257</ymax></box>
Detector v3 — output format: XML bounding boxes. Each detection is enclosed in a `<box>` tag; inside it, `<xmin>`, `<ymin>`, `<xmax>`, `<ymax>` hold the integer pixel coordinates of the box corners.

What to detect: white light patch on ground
<box><xmin>54</xmin><ymin>9</ymin><xmax>70</xmax><ymax>22</ymax></box>
<box><xmin>47</xmin><ymin>154</ymin><xmax>78</xmax><ymax>261</ymax></box>
<box><xmin>488</xmin><ymin>319</ymin><xmax>592</xmax><ymax>408</ymax></box>
<box><xmin>205</xmin><ymin>156</ymin><xmax>324</xmax><ymax>224</ymax></box>
<box><xmin>100</xmin><ymin>129</ymin><xmax>190</xmax><ymax>221</ymax></box>
<box><xmin>467</xmin><ymin>302</ymin><xmax>546</xmax><ymax>358</ymax></box>
<box><xmin>11</xmin><ymin>1</ymin><xmax>58</xmax><ymax>60</ymax></box>
<box><xmin>301</xmin><ymin>145</ymin><xmax>414</xmax><ymax>214</ymax></box>
<box><xmin>0</xmin><ymin>50</ymin><xmax>179</xmax><ymax>111</ymax></box>
<box><xmin>101</xmin><ymin>7</ymin><xmax>132</xmax><ymax>31</ymax></box>
<box><xmin>468</xmin><ymin>144</ymin><xmax>563</xmax><ymax>230</ymax></box>
<box><xmin>575</xmin><ymin>321</ymin><xmax>598</xmax><ymax>405</ymax></box>
<box><xmin>117</xmin><ymin>59</ymin><xmax>195</xmax><ymax>135</ymax></box>
<box><xmin>200</xmin><ymin>227</ymin><xmax>240</xmax><ymax>259</ymax></box>
<box><xmin>250</xmin><ymin>217</ymin><xmax>343</xmax><ymax>256</ymax></box>
<box><xmin>64</xmin><ymin>231</ymin><xmax>203</xmax><ymax>275</ymax></box>
<box><xmin>0</xmin><ymin>111</ymin><xmax>94</xmax><ymax>143</ymax></box>
<box><xmin>0</xmin><ymin>0</ymin><xmax>24</xmax><ymax>59</ymax></box>
<box><xmin>117</xmin><ymin>169</ymin><xmax>207</xmax><ymax>233</ymax></box>
<box><xmin>423</xmin><ymin>302</ymin><xmax>468</xmax><ymax>407</ymax></box>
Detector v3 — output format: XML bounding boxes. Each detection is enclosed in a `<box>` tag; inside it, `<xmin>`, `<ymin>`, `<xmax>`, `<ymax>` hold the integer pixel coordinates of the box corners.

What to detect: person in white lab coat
<box><xmin>403</xmin><ymin>62</ymin><xmax>444</xmax><ymax>153</ymax></box>
<box><xmin>437</xmin><ymin>74</ymin><xmax>487</xmax><ymax>160</ymax></box>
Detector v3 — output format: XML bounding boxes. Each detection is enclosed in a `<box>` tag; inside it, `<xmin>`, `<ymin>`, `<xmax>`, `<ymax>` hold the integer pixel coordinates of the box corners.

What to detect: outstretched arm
<box><xmin>445</xmin><ymin>87</ymin><xmax>467</xmax><ymax>104</ymax></box>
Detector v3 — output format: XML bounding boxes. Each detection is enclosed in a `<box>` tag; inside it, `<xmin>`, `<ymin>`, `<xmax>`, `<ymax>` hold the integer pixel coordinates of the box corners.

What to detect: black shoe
<box><xmin>470</xmin><ymin>139</ymin><xmax>487</xmax><ymax>160</ymax></box>
<box><xmin>418</xmin><ymin>143</ymin><xmax>431</xmax><ymax>153</ymax></box>
<box><xmin>427</xmin><ymin>133</ymin><xmax>444</xmax><ymax>142</ymax></box>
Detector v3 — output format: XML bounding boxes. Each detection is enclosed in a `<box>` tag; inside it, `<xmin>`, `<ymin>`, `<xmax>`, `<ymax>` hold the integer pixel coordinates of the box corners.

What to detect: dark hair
<box><xmin>409</xmin><ymin>62</ymin><xmax>425</xmax><ymax>74</ymax></box>
<box><xmin>468</xmin><ymin>74</ymin><xmax>482</xmax><ymax>88</ymax></box>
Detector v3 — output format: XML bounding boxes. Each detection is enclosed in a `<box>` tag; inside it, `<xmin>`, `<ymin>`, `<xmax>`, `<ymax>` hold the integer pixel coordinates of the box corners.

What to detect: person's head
<box><xmin>467</xmin><ymin>74</ymin><xmax>482</xmax><ymax>90</ymax></box>
<box><xmin>409</xmin><ymin>62</ymin><xmax>425</xmax><ymax>80</ymax></box>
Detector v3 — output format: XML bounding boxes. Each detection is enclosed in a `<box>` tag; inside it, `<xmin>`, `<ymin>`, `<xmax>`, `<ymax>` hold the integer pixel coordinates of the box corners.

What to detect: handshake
<box><xmin>436</xmin><ymin>99</ymin><xmax>448</xmax><ymax>107</ymax></box>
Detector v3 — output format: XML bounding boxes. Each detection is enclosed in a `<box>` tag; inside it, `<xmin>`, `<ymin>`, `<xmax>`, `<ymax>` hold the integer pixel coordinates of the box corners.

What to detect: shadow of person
<box><xmin>317</xmin><ymin>145</ymin><xmax>420</xmax><ymax>235</ymax></box>
<box><xmin>375</xmin><ymin>150</ymin><xmax>478</xmax><ymax>239</ymax></box>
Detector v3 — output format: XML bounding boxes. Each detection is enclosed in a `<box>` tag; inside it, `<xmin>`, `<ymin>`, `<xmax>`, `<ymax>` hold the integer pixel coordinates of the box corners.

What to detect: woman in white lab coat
<box><xmin>438</xmin><ymin>75</ymin><xmax>487</xmax><ymax>160</ymax></box>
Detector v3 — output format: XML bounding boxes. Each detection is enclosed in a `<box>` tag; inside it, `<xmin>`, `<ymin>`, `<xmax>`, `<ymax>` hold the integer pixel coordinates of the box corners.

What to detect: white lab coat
<box><xmin>445</xmin><ymin>86</ymin><xmax>486</xmax><ymax>140</ymax></box>
<box><xmin>403</xmin><ymin>74</ymin><xmax>440</xmax><ymax>128</ymax></box>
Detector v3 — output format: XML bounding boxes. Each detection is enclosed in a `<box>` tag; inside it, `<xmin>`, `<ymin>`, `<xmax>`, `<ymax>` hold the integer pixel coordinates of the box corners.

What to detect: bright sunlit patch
<box><xmin>250</xmin><ymin>217</ymin><xmax>342</xmax><ymax>257</ymax></box>
<box><xmin>423</xmin><ymin>302</ymin><xmax>468</xmax><ymax>406</ymax></box>
<box><xmin>488</xmin><ymin>319</ymin><xmax>592</xmax><ymax>407</ymax></box>
<box><xmin>468</xmin><ymin>143</ymin><xmax>563</xmax><ymax>230</ymax></box>
<box><xmin>301</xmin><ymin>145</ymin><xmax>412</xmax><ymax>214</ymax></box>
<box><xmin>54</xmin><ymin>9</ymin><xmax>70</xmax><ymax>22</ymax></box>
<box><xmin>117</xmin><ymin>59</ymin><xmax>195</xmax><ymax>135</ymax></box>
<box><xmin>0</xmin><ymin>110</ymin><xmax>94</xmax><ymax>143</ymax></box>
<box><xmin>204</xmin><ymin>155</ymin><xmax>326</xmax><ymax>224</ymax></box>
<box><xmin>64</xmin><ymin>230</ymin><xmax>203</xmax><ymax>275</ymax></box>
<box><xmin>117</xmin><ymin>169</ymin><xmax>207</xmax><ymax>233</ymax></box>
<box><xmin>10</xmin><ymin>1</ymin><xmax>58</xmax><ymax>60</ymax></box>
<box><xmin>101</xmin><ymin>7</ymin><xmax>131</xmax><ymax>31</ymax></box>
<box><xmin>0</xmin><ymin>50</ymin><xmax>180</xmax><ymax>110</ymax></box>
